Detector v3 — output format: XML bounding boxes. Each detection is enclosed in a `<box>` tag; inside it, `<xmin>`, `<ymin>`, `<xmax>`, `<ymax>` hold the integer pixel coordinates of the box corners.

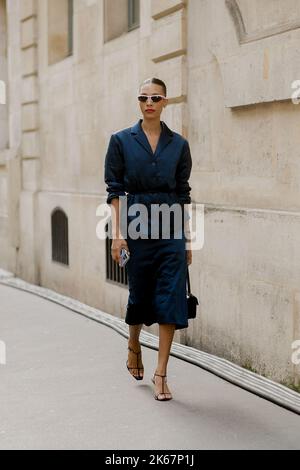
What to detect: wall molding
<box><xmin>152</xmin><ymin>3</ymin><xmax>185</xmax><ymax>20</ymax></box>
<box><xmin>225</xmin><ymin>0</ymin><xmax>300</xmax><ymax>44</ymax></box>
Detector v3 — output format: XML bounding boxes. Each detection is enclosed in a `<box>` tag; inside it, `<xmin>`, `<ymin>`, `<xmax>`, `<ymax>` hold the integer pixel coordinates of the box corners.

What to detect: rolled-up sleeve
<box><xmin>176</xmin><ymin>139</ymin><xmax>192</xmax><ymax>204</ymax></box>
<box><xmin>104</xmin><ymin>134</ymin><xmax>126</xmax><ymax>205</ymax></box>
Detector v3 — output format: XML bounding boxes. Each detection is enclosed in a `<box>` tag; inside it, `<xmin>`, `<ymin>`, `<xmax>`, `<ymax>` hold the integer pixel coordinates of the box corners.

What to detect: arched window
<box><xmin>105</xmin><ymin>220</ymin><xmax>128</xmax><ymax>287</ymax></box>
<box><xmin>51</xmin><ymin>208</ymin><xmax>69</xmax><ymax>265</ymax></box>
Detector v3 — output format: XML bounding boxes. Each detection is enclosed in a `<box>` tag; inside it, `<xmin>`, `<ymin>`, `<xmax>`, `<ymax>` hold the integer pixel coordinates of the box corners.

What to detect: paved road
<box><xmin>0</xmin><ymin>283</ymin><xmax>299</xmax><ymax>450</ymax></box>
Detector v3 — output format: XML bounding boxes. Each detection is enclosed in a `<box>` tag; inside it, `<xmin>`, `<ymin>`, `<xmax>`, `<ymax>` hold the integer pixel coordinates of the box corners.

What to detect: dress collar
<box><xmin>130</xmin><ymin>118</ymin><xmax>174</xmax><ymax>158</ymax></box>
<box><xmin>130</xmin><ymin>118</ymin><xmax>173</xmax><ymax>137</ymax></box>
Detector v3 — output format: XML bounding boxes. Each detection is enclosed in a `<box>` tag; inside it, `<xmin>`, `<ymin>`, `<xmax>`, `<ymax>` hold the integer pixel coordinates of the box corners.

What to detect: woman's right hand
<box><xmin>111</xmin><ymin>238</ymin><xmax>130</xmax><ymax>264</ymax></box>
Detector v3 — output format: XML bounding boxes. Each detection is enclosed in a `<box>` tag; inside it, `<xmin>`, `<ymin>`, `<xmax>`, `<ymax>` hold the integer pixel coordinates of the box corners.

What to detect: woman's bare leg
<box><xmin>127</xmin><ymin>324</ymin><xmax>143</xmax><ymax>377</ymax></box>
<box><xmin>153</xmin><ymin>324</ymin><xmax>176</xmax><ymax>398</ymax></box>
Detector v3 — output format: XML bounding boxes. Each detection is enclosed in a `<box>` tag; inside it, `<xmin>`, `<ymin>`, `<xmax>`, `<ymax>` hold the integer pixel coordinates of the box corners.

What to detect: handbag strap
<box><xmin>186</xmin><ymin>266</ymin><xmax>191</xmax><ymax>295</ymax></box>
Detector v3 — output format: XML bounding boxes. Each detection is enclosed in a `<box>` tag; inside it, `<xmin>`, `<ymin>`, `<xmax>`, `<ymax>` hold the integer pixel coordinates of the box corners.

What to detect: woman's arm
<box><xmin>175</xmin><ymin>140</ymin><xmax>192</xmax><ymax>205</ymax></box>
<box><xmin>104</xmin><ymin>134</ymin><xmax>126</xmax><ymax>204</ymax></box>
<box><xmin>104</xmin><ymin>134</ymin><xmax>129</xmax><ymax>263</ymax></box>
<box><xmin>110</xmin><ymin>197</ymin><xmax>129</xmax><ymax>263</ymax></box>
<box><xmin>175</xmin><ymin>140</ymin><xmax>193</xmax><ymax>261</ymax></box>
<box><xmin>110</xmin><ymin>197</ymin><xmax>123</xmax><ymax>239</ymax></box>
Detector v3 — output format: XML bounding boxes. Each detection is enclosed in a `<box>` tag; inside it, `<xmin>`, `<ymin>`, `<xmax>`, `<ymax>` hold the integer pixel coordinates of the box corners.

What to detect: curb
<box><xmin>0</xmin><ymin>269</ymin><xmax>299</xmax><ymax>415</ymax></box>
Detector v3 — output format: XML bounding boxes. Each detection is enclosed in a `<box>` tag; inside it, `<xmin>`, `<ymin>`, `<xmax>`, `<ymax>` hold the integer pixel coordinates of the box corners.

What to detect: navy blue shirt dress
<box><xmin>104</xmin><ymin>118</ymin><xmax>192</xmax><ymax>330</ymax></box>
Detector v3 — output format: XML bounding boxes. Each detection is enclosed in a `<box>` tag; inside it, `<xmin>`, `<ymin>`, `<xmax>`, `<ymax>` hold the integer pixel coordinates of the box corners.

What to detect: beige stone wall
<box><xmin>0</xmin><ymin>0</ymin><xmax>22</xmax><ymax>271</ymax></box>
<box><xmin>0</xmin><ymin>0</ymin><xmax>8</xmax><ymax>149</ymax></box>
<box><xmin>1</xmin><ymin>0</ymin><xmax>299</xmax><ymax>386</ymax></box>
<box><xmin>103</xmin><ymin>0</ymin><xmax>128</xmax><ymax>42</ymax></box>
<box><xmin>0</xmin><ymin>0</ymin><xmax>8</xmax><ymax>258</ymax></box>
<box><xmin>187</xmin><ymin>0</ymin><xmax>300</xmax><ymax>384</ymax></box>
<box><xmin>48</xmin><ymin>0</ymin><xmax>71</xmax><ymax>65</ymax></box>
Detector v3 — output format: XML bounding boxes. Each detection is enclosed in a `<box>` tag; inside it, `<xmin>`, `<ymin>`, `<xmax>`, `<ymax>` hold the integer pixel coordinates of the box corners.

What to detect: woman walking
<box><xmin>104</xmin><ymin>77</ymin><xmax>192</xmax><ymax>401</ymax></box>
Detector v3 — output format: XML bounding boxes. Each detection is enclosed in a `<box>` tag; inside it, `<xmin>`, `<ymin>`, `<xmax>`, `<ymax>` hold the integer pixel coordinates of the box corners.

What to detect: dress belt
<box><xmin>127</xmin><ymin>190</ymin><xmax>176</xmax><ymax>195</ymax></box>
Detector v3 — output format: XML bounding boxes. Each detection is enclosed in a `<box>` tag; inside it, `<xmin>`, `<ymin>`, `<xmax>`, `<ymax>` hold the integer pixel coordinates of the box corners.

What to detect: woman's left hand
<box><xmin>186</xmin><ymin>249</ymin><xmax>192</xmax><ymax>265</ymax></box>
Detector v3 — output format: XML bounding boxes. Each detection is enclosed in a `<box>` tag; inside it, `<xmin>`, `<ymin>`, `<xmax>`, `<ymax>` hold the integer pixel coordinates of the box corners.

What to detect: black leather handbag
<box><xmin>186</xmin><ymin>266</ymin><xmax>199</xmax><ymax>319</ymax></box>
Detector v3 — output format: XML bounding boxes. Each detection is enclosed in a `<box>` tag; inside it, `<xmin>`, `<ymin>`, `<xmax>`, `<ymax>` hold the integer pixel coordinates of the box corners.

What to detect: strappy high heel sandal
<box><xmin>151</xmin><ymin>373</ymin><xmax>173</xmax><ymax>401</ymax></box>
<box><xmin>126</xmin><ymin>346</ymin><xmax>144</xmax><ymax>380</ymax></box>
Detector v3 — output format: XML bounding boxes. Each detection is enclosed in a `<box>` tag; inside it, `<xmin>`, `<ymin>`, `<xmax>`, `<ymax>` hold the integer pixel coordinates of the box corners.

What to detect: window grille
<box><xmin>51</xmin><ymin>208</ymin><xmax>69</xmax><ymax>266</ymax></box>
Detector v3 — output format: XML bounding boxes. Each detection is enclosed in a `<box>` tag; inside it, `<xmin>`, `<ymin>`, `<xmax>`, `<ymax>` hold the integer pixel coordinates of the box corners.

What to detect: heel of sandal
<box><xmin>151</xmin><ymin>373</ymin><xmax>172</xmax><ymax>401</ymax></box>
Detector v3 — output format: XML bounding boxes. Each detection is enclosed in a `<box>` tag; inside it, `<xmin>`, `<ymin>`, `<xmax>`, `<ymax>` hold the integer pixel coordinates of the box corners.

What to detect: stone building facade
<box><xmin>0</xmin><ymin>0</ymin><xmax>300</xmax><ymax>387</ymax></box>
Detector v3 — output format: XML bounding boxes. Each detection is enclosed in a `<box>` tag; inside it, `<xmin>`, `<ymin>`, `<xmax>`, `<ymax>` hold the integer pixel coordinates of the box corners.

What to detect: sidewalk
<box><xmin>0</xmin><ymin>281</ymin><xmax>300</xmax><ymax>450</ymax></box>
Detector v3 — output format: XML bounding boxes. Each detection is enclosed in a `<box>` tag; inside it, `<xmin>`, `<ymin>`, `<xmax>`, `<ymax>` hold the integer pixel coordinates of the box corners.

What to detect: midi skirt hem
<box><xmin>125</xmin><ymin>303</ymin><xmax>188</xmax><ymax>331</ymax></box>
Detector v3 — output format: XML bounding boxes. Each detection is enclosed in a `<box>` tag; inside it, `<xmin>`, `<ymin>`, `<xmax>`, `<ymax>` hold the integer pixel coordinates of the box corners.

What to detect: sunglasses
<box><xmin>137</xmin><ymin>94</ymin><xmax>166</xmax><ymax>103</ymax></box>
